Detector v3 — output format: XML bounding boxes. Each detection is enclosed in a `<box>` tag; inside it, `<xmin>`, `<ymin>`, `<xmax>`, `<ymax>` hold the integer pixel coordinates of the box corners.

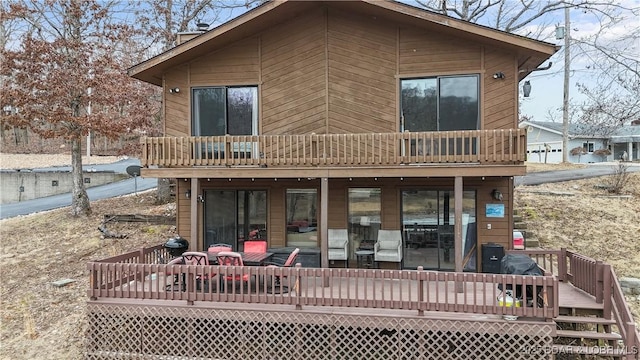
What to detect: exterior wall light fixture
<box><xmin>185</xmin><ymin>189</ymin><xmax>191</xmax><ymax>199</ymax></box>
<box><xmin>492</xmin><ymin>72</ymin><xmax>505</xmax><ymax>79</ymax></box>
<box><xmin>491</xmin><ymin>189</ymin><xmax>503</xmax><ymax>201</ymax></box>
<box><xmin>169</xmin><ymin>87</ymin><xmax>180</xmax><ymax>94</ymax></box>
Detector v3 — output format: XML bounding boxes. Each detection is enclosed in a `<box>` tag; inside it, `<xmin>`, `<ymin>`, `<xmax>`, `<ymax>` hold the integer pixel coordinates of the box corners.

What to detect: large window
<box><xmin>286</xmin><ymin>189</ymin><xmax>318</xmax><ymax>248</ymax></box>
<box><xmin>401</xmin><ymin>75</ymin><xmax>479</xmax><ymax>131</ymax></box>
<box><xmin>348</xmin><ymin>188</ymin><xmax>382</xmax><ymax>259</ymax></box>
<box><xmin>192</xmin><ymin>86</ymin><xmax>258</xmax><ymax>158</ymax></box>
<box><xmin>192</xmin><ymin>86</ymin><xmax>258</xmax><ymax>136</ymax></box>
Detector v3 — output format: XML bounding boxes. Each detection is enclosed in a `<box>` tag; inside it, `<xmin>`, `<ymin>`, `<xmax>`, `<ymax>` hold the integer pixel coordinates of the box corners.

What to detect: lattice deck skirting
<box><xmin>85</xmin><ymin>302</ymin><xmax>554</xmax><ymax>360</ymax></box>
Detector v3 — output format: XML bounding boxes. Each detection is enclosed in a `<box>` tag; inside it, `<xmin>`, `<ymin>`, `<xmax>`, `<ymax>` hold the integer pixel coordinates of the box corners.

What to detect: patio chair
<box><xmin>328</xmin><ymin>229</ymin><xmax>349</xmax><ymax>267</ymax></box>
<box><xmin>207</xmin><ymin>243</ymin><xmax>233</xmax><ymax>254</ymax></box>
<box><xmin>216</xmin><ymin>251</ymin><xmax>250</xmax><ymax>289</ymax></box>
<box><xmin>374</xmin><ymin>230</ymin><xmax>403</xmax><ymax>264</ymax></box>
<box><xmin>181</xmin><ymin>251</ymin><xmax>215</xmax><ymax>289</ymax></box>
<box><xmin>265</xmin><ymin>248</ymin><xmax>300</xmax><ymax>294</ymax></box>
<box><xmin>243</xmin><ymin>240</ymin><xmax>267</xmax><ymax>253</ymax></box>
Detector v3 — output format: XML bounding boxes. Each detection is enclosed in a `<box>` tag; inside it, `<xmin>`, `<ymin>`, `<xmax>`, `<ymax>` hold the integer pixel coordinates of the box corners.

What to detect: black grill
<box><xmin>163</xmin><ymin>235</ymin><xmax>189</xmax><ymax>257</ymax></box>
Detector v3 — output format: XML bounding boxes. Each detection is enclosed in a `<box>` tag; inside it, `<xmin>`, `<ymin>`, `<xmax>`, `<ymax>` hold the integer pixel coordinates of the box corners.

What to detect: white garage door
<box><xmin>526</xmin><ymin>142</ymin><xmax>562</xmax><ymax>163</ymax></box>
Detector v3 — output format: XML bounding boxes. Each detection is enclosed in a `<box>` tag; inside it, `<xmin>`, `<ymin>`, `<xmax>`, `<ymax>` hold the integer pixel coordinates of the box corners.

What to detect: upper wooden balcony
<box><xmin>140</xmin><ymin>129</ymin><xmax>526</xmax><ymax>169</ymax></box>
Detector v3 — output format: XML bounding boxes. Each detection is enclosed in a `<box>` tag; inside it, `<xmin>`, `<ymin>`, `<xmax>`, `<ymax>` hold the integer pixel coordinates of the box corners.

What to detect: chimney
<box><xmin>175</xmin><ymin>22</ymin><xmax>209</xmax><ymax>45</ymax></box>
<box><xmin>176</xmin><ymin>31</ymin><xmax>203</xmax><ymax>45</ymax></box>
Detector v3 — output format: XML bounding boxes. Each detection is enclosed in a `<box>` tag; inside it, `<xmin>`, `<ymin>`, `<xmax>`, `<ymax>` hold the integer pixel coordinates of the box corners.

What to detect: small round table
<box><xmin>355</xmin><ymin>250</ymin><xmax>375</xmax><ymax>269</ymax></box>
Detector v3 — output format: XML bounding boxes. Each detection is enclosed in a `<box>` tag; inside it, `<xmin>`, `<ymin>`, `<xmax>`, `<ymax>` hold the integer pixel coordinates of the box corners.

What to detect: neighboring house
<box><xmin>520</xmin><ymin>120</ymin><xmax>640</xmax><ymax>163</ymax></box>
<box><xmin>129</xmin><ymin>0</ymin><xmax>557</xmax><ymax>272</ymax></box>
<box><xmin>610</xmin><ymin>125</ymin><xmax>640</xmax><ymax>161</ymax></box>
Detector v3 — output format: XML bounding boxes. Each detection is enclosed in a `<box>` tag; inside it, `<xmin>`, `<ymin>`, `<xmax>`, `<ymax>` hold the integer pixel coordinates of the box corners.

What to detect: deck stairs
<box><xmin>552</xmin><ymin>313</ymin><xmax>628</xmax><ymax>357</ymax></box>
<box><xmin>512</xmin><ymin>210</ymin><xmax>634</xmax><ymax>358</ymax></box>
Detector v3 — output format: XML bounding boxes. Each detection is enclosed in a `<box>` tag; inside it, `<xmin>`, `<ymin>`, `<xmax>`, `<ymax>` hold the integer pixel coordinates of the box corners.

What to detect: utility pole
<box><xmin>562</xmin><ymin>6</ymin><xmax>570</xmax><ymax>163</ymax></box>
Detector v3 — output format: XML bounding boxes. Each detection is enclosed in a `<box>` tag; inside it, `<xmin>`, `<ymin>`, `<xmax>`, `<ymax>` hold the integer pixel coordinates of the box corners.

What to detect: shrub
<box><xmin>606</xmin><ymin>163</ymin><xmax>630</xmax><ymax>194</ymax></box>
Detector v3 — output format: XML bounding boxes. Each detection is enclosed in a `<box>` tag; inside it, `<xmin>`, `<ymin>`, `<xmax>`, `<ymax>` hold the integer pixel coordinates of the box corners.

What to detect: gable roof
<box><xmin>521</xmin><ymin>121</ymin><xmax>640</xmax><ymax>140</ymax></box>
<box><xmin>129</xmin><ymin>0</ymin><xmax>559</xmax><ymax>86</ymax></box>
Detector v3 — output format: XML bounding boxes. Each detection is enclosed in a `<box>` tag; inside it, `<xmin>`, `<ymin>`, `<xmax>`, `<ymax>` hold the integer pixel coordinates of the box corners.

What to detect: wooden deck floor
<box><xmin>124</xmin><ymin>272</ymin><xmax>601</xmax><ymax>315</ymax></box>
<box><xmin>557</xmin><ymin>281</ymin><xmax>603</xmax><ymax>310</ymax></box>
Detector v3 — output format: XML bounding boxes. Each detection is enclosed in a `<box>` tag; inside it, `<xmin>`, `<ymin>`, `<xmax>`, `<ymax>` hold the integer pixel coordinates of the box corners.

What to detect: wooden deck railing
<box><xmin>515</xmin><ymin>249</ymin><xmax>639</xmax><ymax>355</ymax></box>
<box><xmin>88</xmin><ymin>244</ymin><xmax>556</xmax><ymax>320</ymax></box>
<box><xmin>140</xmin><ymin>129</ymin><xmax>526</xmax><ymax>168</ymax></box>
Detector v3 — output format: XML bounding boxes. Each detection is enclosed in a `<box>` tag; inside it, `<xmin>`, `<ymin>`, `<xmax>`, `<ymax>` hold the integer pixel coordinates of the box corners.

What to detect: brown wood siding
<box><xmin>483</xmin><ymin>48</ymin><xmax>517</xmax><ymax>130</ymax></box>
<box><xmin>164</xmin><ymin>66</ymin><xmax>190</xmax><ymax>137</ymax></box>
<box><xmin>328</xmin><ymin>181</ymin><xmax>347</xmax><ymax>229</ymax></box>
<box><xmin>381</xmin><ymin>183</ymin><xmax>399</xmax><ymax>230</ymax></box>
<box><xmin>189</xmin><ymin>37</ymin><xmax>259</xmax><ymax>86</ymax></box>
<box><xmin>261</xmin><ymin>9</ymin><xmax>327</xmax><ymax>135</ymax></box>
<box><xmin>327</xmin><ymin>10</ymin><xmax>397</xmax><ymax>135</ymax></box>
<box><xmin>398</xmin><ymin>28</ymin><xmax>481</xmax><ymax>74</ymax></box>
<box><xmin>269</xmin><ymin>185</ymin><xmax>286</xmax><ymax>248</ymax></box>
<box><xmin>176</xmin><ymin>181</ymin><xmax>192</xmax><ymax>246</ymax></box>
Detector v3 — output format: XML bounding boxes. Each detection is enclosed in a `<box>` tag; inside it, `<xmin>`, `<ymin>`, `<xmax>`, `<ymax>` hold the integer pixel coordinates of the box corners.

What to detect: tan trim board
<box><xmin>396</xmin><ymin>70</ymin><xmax>485</xmax><ymax>79</ymax></box>
<box><xmin>140</xmin><ymin>165</ymin><xmax>526</xmax><ymax>179</ymax></box>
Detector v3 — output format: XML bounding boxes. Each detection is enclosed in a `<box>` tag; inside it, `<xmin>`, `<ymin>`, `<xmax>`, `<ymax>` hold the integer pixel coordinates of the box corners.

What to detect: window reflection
<box><xmin>286</xmin><ymin>189</ymin><xmax>318</xmax><ymax>248</ymax></box>
<box><xmin>348</xmin><ymin>188</ymin><xmax>381</xmax><ymax>258</ymax></box>
<box><xmin>401</xmin><ymin>190</ymin><xmax>476</xmax><ymax>271</ymax></box>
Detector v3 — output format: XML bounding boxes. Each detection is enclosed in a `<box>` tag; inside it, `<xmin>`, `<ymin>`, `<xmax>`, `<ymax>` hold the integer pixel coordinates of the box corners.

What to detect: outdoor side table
<box><xmin>355</xmin><ymin>250</ymin><xmax>375</xmax><ymax>268</ymax></box>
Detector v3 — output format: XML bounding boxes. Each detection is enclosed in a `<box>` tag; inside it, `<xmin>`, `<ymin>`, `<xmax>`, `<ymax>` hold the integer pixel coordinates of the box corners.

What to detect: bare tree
<box><xmin>1</xmin><ymin>1</ymin><xmax>157</xmax><ymax>216</ymax></box>
<box><xmin>574</xmin><ymin>11</ymin><xmax>640</xmax><ymax>128</ymax></box>
<box><xmin>413</xmin><ymin>0</ymin><xmax>625</xmax><ymax>38</ymax></box>
<box><xmin>135</xmin><ymin>0</ymin><xmax>263</xmax><ymax>53</ymax></box>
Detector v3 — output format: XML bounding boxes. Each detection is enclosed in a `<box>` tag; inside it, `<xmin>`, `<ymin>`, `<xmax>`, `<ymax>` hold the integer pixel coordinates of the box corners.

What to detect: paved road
<box><xmin>0</xmin><ymin>158</ymin><xmax>157</xmax><ymax>219</ymax></box>
<box><xmin>515</xmin><ymin>162</ymin><xmax>640</xmax><ymax>186</ymax></box>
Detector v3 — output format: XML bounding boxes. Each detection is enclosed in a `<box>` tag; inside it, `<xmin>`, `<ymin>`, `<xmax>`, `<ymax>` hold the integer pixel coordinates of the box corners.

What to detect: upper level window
<box><xmin>401</xmin><ymin>75</ymin><xmax>479</xmax><ymax>132</ymax></box>
<box><xmin>192</xmin><ymin>86</ymin><xmax>258</xmax><ymax>136</ymax></box>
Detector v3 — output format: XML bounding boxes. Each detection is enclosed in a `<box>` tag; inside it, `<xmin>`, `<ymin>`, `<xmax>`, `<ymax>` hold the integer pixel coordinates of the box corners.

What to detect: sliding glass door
<box><xmin>401</xmin><ymin>75</ymin><xmax>479</xmax><ymax>156</ymax></box>
<box><xmin>192</xmin><ymin>86</ymin><xmax>258</xmax><ymax>158</ymax></box>
<box><xmin>203</xmin><ymin>189</ymin><xmax>267</xmax><ymax>250</ymax></box>
<box><xmin>401</xmin><ymin>190</ymin><xmax>476</xmax><ymax>271</ymax></box>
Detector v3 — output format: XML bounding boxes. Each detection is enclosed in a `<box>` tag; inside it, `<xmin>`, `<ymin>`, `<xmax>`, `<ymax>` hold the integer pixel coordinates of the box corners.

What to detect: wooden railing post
<box><xmin>625</xmin><ymin>322</ymin><xmax>638</xmax><ymax>359</ymax></box>
<box><xmin>595</xmin><ymin>260</ymin><xmax>604</xmax><ymax>304</ymax></box>
<box><xmin>88</xmin><ymin>263</ymin><xmax>98</xmax><ymax>300</ymax></box>
<box><xmin>553</xmin><ymin>276</ymin><xmax>560</xmax><ymax>318</ymax></box>
<box><xmin>186</xmin><ymin>265</ymin><xmax>195</xmax><ymax>305</ymax></box>
<box><xmin>558</xmin><ymin>248</ymin><xmax>568</xmax><ymax>282</ymax></box>
<box><xmin>295</xmin><ymin>263</ymin><xmax>302</xmax><ymax>310</ymax></box>
<box><xmin>417</xmin><ymin>266</ymin><xmax>424</xmax><ymax>316</ymax></box>
<box><xmin>602</xmin><ymin>263</ymin><xmax>612</xmax><ymax>319</ymax></box>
